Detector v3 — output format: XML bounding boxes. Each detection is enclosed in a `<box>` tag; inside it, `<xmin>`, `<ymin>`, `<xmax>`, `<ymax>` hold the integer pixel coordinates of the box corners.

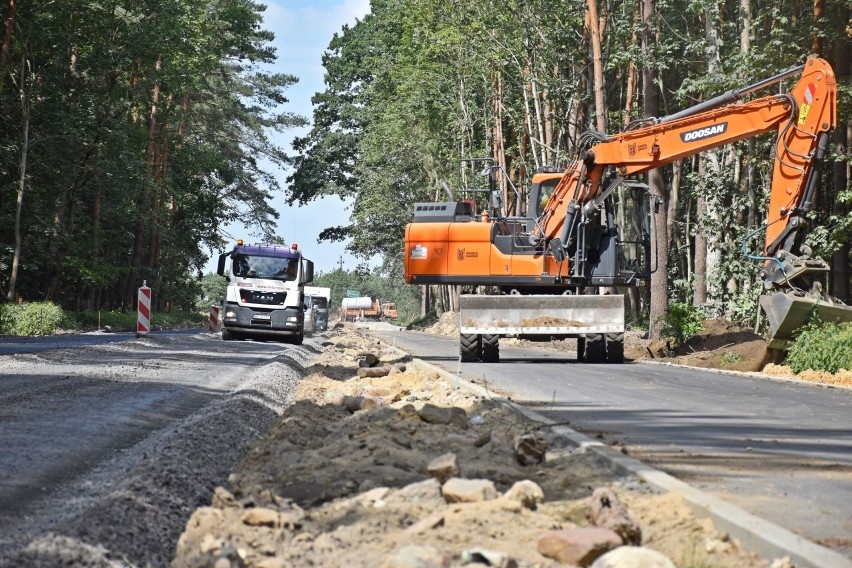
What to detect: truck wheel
<box><xmin>482</xmin><ymin>334</ymin><xmax>500</xmax><ymax>363</ymax></box>
<box><xmin>460</xmin><ymin>333</ymin><xmax>480</xmax><ymax>362</ymax></box>
<box><xmin>584</xmin><ymin>334</ymin><xmax>606</xmax><ymax>363</ymax></box>
<box><xmin>606</xmin><ymin>332</ymin><xmax>625</xmax><ymax>363</ymax></box>
<box><xmin>291</xmin><ymin>330</ymin><xmax>304</xmax><ymax>346</ymax></box>
<box><xmin>222</xmin><ymin>328</ymin><xmax>233</xmax><ymax>341</ymax></box>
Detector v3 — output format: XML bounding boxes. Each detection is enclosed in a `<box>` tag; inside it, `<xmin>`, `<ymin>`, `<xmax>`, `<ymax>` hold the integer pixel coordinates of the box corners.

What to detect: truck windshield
<box><xmin>312</xmin><ymin>298</ymin><xmax>329</xmax><ymax>309</ymax></box>
<box><xmin>232</xmin><ymin>254</ymin><xmax>299</xmax><ymax>281</ymax></box>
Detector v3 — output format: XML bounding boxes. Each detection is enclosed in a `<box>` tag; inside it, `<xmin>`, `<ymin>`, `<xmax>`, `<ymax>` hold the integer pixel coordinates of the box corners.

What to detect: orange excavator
<box><xmin>405</xmin><ymin>57</ymin><xmax>852</xmax><ymax>362</ymax></box>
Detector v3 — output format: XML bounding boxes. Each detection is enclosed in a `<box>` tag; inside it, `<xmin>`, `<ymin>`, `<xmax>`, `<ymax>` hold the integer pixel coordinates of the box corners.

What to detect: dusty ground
<box><xmin>171</xmin><ymin>328</ymin><xmax>778</xmax><ymax>568</ymax></box>
<box><xmin>429</xmin><ymin>312</ymin><xmax>852</xmax><ymax>388</ymax></box>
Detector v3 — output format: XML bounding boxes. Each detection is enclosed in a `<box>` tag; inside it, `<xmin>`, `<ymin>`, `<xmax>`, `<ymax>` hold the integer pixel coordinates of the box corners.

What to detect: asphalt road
<box><xmin>369</xmin><ymin>328</ymin><xmax>852</xmax><ymax>558</ymax></box>
<box><xmin>0</xmin><ymin>329</ymin><xmax>304</xmax><ymax>563</ymax></box>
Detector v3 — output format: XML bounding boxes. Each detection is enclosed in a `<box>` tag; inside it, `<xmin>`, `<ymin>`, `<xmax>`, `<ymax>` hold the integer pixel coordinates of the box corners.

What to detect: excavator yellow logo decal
<box><xmin>798</xmin><ymin>83</ymin><xmax>816</xmax><ymax>125</ymax></box>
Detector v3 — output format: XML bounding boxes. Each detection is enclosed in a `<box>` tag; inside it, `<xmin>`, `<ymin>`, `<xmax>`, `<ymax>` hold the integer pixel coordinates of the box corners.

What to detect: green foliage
<box><xmin>719</xmin><ymin>351</ymin><xmax>743</xmax><ymax>367</ymax></box>
<box><xmin>786</xmin><ymin>320</ymin><xmax>852</xmax><ymax>374</ymax></box>
<box><xmin>662</xmin><ymin>302</ymin><xmax>704</xmax><ymax>344</ymax></box>
<box><xmin>61</xmin><ymin>310</ymin><xmax>205</xmax><ymax>332</ymax></box>
<box><xmin>198</xmin><ymin>273</ymin><xmax>228</xmax><ymax>312</ymax></box>
<box><xmin>0</xmin><ymin>302</ymin><xmax>64</xmax><ymax>336</ymax></box>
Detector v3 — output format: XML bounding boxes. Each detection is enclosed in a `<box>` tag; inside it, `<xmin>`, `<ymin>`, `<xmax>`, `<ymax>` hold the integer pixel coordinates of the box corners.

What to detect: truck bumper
<box><xmin>221</xmin><ymin>303</ymin><xmax>303</xmax><ymax>336</ymax></box>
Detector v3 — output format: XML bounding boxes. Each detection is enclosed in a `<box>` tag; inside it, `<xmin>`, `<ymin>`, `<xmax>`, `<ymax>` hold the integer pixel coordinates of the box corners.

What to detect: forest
<box><xmin>0</xmin><ymin>0</ymin><xmax>302</xmax><ymax>311</ymax></box>
<box><xmin>1</xmin><ymin>0</ymin><xmax>851</xmax><ymax>338</ymax></box>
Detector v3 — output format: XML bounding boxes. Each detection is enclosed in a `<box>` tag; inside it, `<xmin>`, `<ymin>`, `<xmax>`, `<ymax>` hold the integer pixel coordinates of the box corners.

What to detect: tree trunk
<box><xmin>586</xmin><ymin>0</ymin><xmax>606</xmax><ymax>133</ymax></box>
<box><xmin>6</xmin><ymin>58</ymin><xmax>28</xmax><ymax>302</ymax></box>
<box><xmin>643</xmin><ymin>0</ymin><xmax>666</xmax><ymax>339</ymax></box>
<box><xmin>831</xmin><ymin>34</ymin><xmax>850</xmax><ymax>302</ymax></box>
<box><xmin>0</xmin><ymin>0</ymin><xmax>16</xmax><ymax>94</ymax></box>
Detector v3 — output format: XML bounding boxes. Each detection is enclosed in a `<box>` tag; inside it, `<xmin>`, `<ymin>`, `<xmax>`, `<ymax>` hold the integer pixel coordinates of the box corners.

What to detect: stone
<box><xmin>537</xmin><ymin>528</ymin><xmax>622</xmax><ymax>566</ymax></box>
<box><xmin>383</xmin><ymin>545</ymin><xmax>449</xmax><ymax>568</ymax></box>
<box><xmin>427</xmin><ymin>452</ymin><xmax>460</xmax><ymax>483</ymax></box>
<box><xmin>460</xmin><ymin>548</ymin><xmax>518</xmax><ymax>568</ymax></box>
<box><xmin>590</xmin><ymin>546</ymin><xmax>676</xmax><ymax>568</ymax></box>
<box><xmin>418</xmin><ymin>404</ymin><xmax>469</xmax><ymax>429</ymax></box>
<box><xmin>357</xmin><ymin>366</ymin><xmax>391</xmax><ymax>378</ymax></box>
<box><xmin>211</xmin><ymin>486</ymin><xmax>240</xmax><ymax>509</ymax></box>
<box><xmin>404</xmin><ymin>512</ymin><xmax>445</xmax><ymax>535</ymax></box>
<box><xmin>360</xmin><ymin>353</ymin><xmax>380</xmax><ymax>367</ymax></box>
<box><xmin>474</xmin><ymin>430</ymin><xmax>492</xmax><ymax>447</ymax></box>
<box><xmin>587</xmin><ymin>487</ymin><xmax>642</xmax><ymax>545</ymax></box>
<box><xmin>395</xmin><ymin>478</ymin><xmax>443</xmax><ymax>502</ymax></box>
<box><xmin>503</xmin><ymin>480</ymin><xmax>544</xmax><ymax>510</ymax></box>
<box><xmin>199</xmin><ymin>533</ymin><xmax>222</xmax><ymax>554</ymax></box>
<box><xmin>241</xmin><ymin>507</ymin><xmax>280</xmax><ymax>528</ymax></box>
<box><xmin>514</xmin><ymin>433</ymin><xmax>549</xmax><ymax>466</ymax></box>
<box><xmin>441</xmin><ymin>478</ymin><xmax>499</xmax><ymax>503</ymax></box>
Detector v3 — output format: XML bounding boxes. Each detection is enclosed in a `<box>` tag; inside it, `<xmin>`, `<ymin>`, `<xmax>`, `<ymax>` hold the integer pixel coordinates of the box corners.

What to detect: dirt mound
<box><xmin>172</xmin><ymin>330</ymin><xmax>770</xmax><ymax>568</ymax></box>
<box><xmin>427</xmin><ymin>311</ymin><xmax>460</xmax><ymax>336</ymax></box>
<box><xmin>639</xmin><ymin>319</ymin><xmax>770</xmax><ymax>372</ymax></box>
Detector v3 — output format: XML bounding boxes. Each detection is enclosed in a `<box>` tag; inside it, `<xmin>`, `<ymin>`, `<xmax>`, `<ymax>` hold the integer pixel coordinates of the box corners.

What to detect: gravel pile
<box><xmin>1</xmin><ymin>334</ymin><xmax>315</xmax><ymax>568</ymax></box>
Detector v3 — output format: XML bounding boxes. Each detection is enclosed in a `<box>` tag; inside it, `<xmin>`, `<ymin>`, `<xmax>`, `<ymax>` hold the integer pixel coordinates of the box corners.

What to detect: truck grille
<box><xmin>240</xmin><ymin>289</ymin><xmax>287</xmax><ymax>305</ymax></box>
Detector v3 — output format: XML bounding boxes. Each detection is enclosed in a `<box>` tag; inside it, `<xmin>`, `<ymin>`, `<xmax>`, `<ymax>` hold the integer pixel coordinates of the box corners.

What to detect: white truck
<box><xmin>304</xmin><ymin>286</ymin><xmax>332</xmax><ymax>332</ymax></box>
<box><xmin>216</xmin><ymin>241</ymin><xmax>314</xmax><ymax>344</ymax></box>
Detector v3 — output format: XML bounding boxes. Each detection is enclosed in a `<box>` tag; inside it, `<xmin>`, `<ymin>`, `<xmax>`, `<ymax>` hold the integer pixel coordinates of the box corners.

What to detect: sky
<box><xmin>206</xmin><ymin>0</ymin><xmax>372</xmax><ymax>274</ymax></box>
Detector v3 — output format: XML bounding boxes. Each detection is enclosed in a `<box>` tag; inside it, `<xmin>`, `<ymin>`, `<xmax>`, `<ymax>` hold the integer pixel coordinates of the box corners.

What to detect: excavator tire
<box><xmin>460</xmin><ymin>333</ymin><xmax>481</xmax><ymax>362</ymax></box>
<box><xmin>482</xmin><ymin>334</ymin><xmax>500</xmax><ymax>363</ymax></box>
<box><xmin>606</xmin><ymin>332</ymin><xmax>625</xmax><ymax>363</ymax></box>
<box><xmin>576</xmin><ymin>336</ymin><xmax>586</xmax><ymax>361</ymax></box>
<box><xmin>584</xmin><ymin>334</ymin><xmax>606</xmax><ymax>363</ymax></box>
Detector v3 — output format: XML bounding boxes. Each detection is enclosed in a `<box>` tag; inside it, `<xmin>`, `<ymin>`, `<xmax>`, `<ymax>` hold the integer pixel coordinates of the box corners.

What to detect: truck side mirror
<box><xmin>302</xmin><ymin>260</ymin><xmax>314</xmax><ymax>284</ymax></box>
<box><xmin>216</xmin><ymin>253</ymin><xmax>228</xmax><ymax>276</ymax></box>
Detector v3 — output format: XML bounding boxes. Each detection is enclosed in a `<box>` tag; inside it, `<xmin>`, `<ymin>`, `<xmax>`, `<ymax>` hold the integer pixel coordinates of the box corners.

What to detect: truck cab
<box><xmin>217</xmin><ymin>241</ymin><xmax>314</xmax><ymax>344</ymax></box>
<box><xmin>304</xmin><ymin>286</ymin><xmax>332</xmax><ymax>331</ymax></box>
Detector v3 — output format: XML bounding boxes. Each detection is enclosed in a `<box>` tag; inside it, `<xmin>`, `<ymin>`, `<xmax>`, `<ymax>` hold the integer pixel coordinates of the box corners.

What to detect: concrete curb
<box><xmin>400</xmin><ymin>354</ymin><xmax>852</xmax><ymax>568</ymax></box>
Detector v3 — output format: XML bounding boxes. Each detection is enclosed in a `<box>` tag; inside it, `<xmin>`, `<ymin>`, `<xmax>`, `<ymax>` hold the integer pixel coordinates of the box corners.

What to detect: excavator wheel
<box><xmin>584</xmin><ymin>334</ymin><xmax>606</xmax><ymax>363</ymax></box>
<box><xmin>482</xmin><ymin>334</ymin><xmax>500</xmax><ymax>363</ymax></box>
<box><xmin>605</xmin><ymin>332</ymin><xmax>625</xmax><ymax>363</ymax></box>
<box><xmin>460</xmin><ymin>333</ymin><xmax>481</xmax><ymax>362</ymax></box>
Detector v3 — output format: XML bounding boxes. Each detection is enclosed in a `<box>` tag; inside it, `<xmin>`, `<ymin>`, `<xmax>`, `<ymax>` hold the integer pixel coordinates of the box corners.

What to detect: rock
<box><xmin>396</xmin><ymin>404</ymin><xmax>419</xmax><ymax>420</ymax></box>
<box><xmin>329</xmin><ymin>395</ymin><xmax>379</xmax><ymax>412</ymax></box>
<box><xmin>460</xmin><ymin>548</ymin><xmax>518</xmax><ymax>568</ymax></box>
<box><xmin>211</xmin><ymin>486</ymin><xmax>240</xmax><ymax>509</ymax></box>
<box><xmin>474</xmin><ymin>430</ymin><xmax>492</xmax><ymax>447</ymax></box>
<box><xmin>241</xmin><ymin>507</ymin><xmax>280</xmax><ymax>527</ymax></box>
<box><xmin>770</xmin><ymin>557</ymin><xmax>795</xmax><ymax>568</ymax></box>
<box><xmin>418</xmin><ymin>404</ymin><xmax>469</xmax><ymax>429</ymax></box>
<box><xmin>396</xmin><ymin>478</ymin><xmax>443</xmax><ymax>502</ymax></box>
<box><xmin>366</xmin><ymin>387</ymin><xmax>392</xmax><ymax>397</ymax></box>
<box><xmin>514</xmin><ymin>433</ymin><xmax>549</xmax><ymax>465</ymax></box>
<box><xmin>427</xmin><ymin>452</ymin><xmax>460</xmax><ymax>483</ymax></box>
<box><xmin>503</xmin><ymin>480</ymin><xmax>544</xmax><ymax>510</ymax></box>
<box><xmin>383</xmin><ymin>545</ymin><xmax>449</xmax><ymax>568</ymax></box>
<box><xmin>441</xmin><ymin>478</ymin><xmax>499</xmax><ymax>503</ymax></box>
<box><xmin>590</xmin><ymin>546</ymin><xmax>676</xmax><ymax>568</ymax></box>
<box><xmin>357</xmin><ymin>366</ymin><xmax>391</xmax><ymax>378</ymax></box>
<box><xmin>537</xmin><ymin>528</ymin><xmax>622</xmax><ymax>566</ymax></box>
<box><xmin>587</xmin><ymin>487</ymin><xmax>642</xmax><ymax>545</ymax></box>
<box><xmin>360</xmin><ymin>353</ymin><xmax>380</xmax><ymax>367</ymax></box>
<box><xmin>705</xmin><ymin>538</ymin><xmax>733</xmax><ymax>554</ymax></box>
<box><xmin>404</xmin><ymin>512</ymin><xmax>445</xmax><ymax>535</ymax></box>
<box><xmin>199</xmin><ymin>533</ymin><xmax>222</xmax><ymax>554</ymax></box>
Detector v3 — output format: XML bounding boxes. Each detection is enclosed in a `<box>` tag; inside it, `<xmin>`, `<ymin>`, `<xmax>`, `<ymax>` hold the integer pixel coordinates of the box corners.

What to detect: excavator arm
<box><xmin>539</xmin><ymin>57</ymin><xmax>835</xmax><ymax>269</ymax></box>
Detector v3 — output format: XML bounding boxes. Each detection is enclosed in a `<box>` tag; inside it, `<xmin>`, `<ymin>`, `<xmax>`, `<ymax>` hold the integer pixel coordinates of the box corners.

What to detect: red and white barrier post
<box><xmin>208</xmin><ymin>305</ymin><xmax>220</xmax><ymax>334</ymax></box>
<box><xmin>137</xmin><ymin>281</ymin><xmax>151</xmax><ymax>335</ymax></box>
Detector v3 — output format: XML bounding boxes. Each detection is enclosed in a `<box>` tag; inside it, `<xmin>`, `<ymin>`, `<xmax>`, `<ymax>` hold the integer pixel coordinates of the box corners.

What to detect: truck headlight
<box><xmin>286</xmin><ymin>316</ymin><xmax>298</xmax><ymax>323</ymax></box>
<box><xmin>225</xmin><ymin>311</ymin><xmax>236</xmax><ymax>318</ymax></box>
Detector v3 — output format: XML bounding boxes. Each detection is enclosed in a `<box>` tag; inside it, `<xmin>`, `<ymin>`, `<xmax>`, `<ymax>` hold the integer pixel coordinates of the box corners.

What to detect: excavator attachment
<box><xmin>459</xmin><ymin>294</ymin><xmax>624</xmax><ymax>335</ymax></box>
<box><xmin>759</xmin><ymin>291</ymin><xmax>852</xmax><ymax>350</ymax></box>
<box><xmin>458</xmin><ymin>294</ymin><xmax>626</xmax><ymax>363</ymax></box>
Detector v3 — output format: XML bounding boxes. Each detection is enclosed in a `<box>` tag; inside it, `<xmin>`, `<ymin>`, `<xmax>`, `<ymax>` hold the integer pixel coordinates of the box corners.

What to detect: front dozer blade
<box><xmin>759</xmin><ymin>291</ymin><xmax>852</xmax><ymax>350</ymax></box>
